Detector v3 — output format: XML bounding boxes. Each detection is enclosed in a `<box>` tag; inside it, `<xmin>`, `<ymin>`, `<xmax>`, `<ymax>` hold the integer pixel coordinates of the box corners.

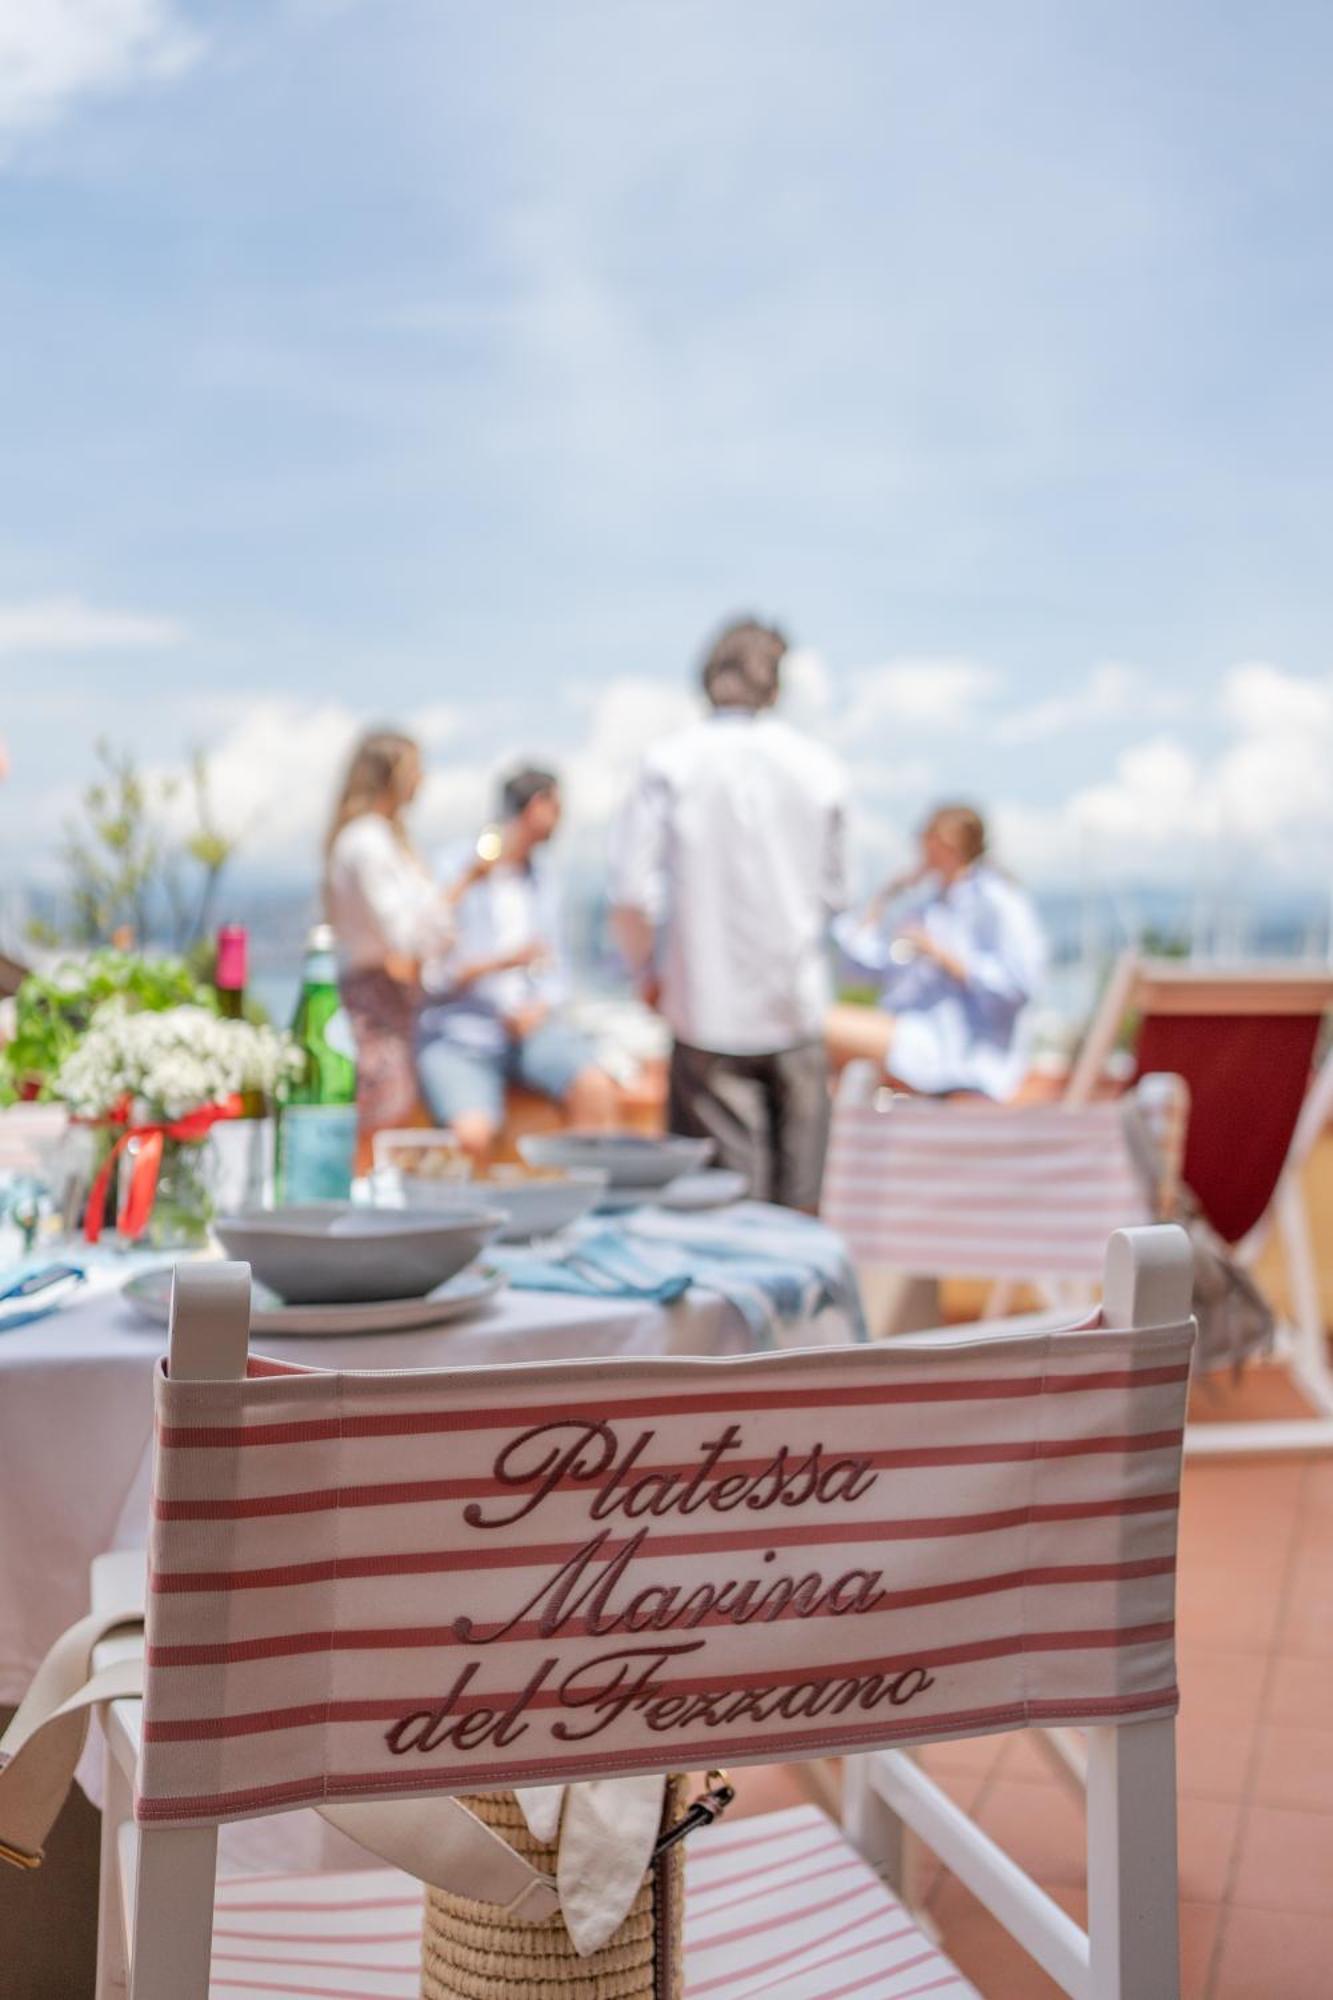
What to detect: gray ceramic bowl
<box><xmin>213</xmin><ymin>1204</ymin><xmax>502</xmax><ymax>1305</ymax></box>
<box><xmin>518</xmin><ymin>1132</ymin><xmax>714</xmax><ymax>1190</ymax></box>
<box><xmin>398</xmin><ymin>1167</ymin><xmax>608</xmax><ymax>1242</ymax></box>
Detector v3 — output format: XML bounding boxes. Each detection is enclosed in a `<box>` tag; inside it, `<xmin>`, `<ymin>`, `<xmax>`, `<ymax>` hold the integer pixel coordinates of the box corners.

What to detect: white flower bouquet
<box><xmin>54</xmin><ymin>1007</ymin><xmax>300</xmax><ymax>1245</ymax></box>
<box><xmin>55</xmin><ymin>1005</ymin><xmax>297</xmax><ymax>1125</ymax></box>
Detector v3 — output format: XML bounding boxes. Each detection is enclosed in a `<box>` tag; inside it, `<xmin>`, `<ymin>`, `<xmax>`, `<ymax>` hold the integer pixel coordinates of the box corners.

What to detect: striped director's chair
<box><xmin>820</xmin><ymin>1069</ymin><xmax>1184</xmax><ymax>1332</ymax></box>
<box><xmin>71</xmin><ymin>1234</ymin><xmax>1192</xmax><ymax>1998</ymax></box>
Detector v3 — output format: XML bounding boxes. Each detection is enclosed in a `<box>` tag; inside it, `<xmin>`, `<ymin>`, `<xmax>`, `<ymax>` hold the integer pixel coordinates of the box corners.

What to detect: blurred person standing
<box><xmin>416</xmin><ymin>766</ymin><xmax>617</xmax><ymax>1162</ymax></box>
<box><xmin>324</xmin><ymin>728</ymin><xmax>486</xmax><ymax>1133</ymax></box>
<box><xmin>611</xmin><ymin>617</ymin><xmax>847</xmax><ymax>1209</ymax></box>
<box><xmin>827</xmin><ymin>802</ymin><xmax>1046</xmax><ymax>1099</ymax></box>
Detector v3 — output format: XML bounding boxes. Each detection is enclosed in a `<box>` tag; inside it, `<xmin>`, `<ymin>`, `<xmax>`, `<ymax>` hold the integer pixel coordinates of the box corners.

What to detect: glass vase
<box><xmin>142</xmin><ymin>1136</ymin><xmax>216</xmax><ymax>1252</ymax></box>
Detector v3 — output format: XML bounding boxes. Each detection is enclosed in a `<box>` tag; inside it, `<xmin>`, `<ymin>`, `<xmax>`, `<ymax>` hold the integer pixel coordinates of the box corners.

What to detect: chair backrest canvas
<box><xmin>821</xmin><ymin>1085</ymin><xmax>1156</xmax><ymax>1280</ymax></box>
<box><xmin>138</xmin><ymin>1246</ymin><xmax>1194</xmax><ymax>1832</ymax></box>
<box><xmin>1069</xmin><ymin>957</ymin><xmax>1333</xmax><ymax>1244</ymax></box>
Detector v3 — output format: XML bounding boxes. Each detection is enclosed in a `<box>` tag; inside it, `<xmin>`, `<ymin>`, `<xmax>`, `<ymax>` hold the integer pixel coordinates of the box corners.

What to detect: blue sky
<box><xmin>1</xmin><ymin>0</ymin><xmax>1331</xmax><ymax>910</ymax></box>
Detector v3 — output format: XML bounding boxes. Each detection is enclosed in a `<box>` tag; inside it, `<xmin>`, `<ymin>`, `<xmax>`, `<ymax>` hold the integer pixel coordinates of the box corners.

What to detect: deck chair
<box><xmin>821</xmin><ymin>1071</ymin><xmax>1181</xmax><ymax>1323</ymax></box>
<box><xmin>821</xmin><ymin>1081</ymin><xmax>1189</xmax><ymax>1795</ymax></box>
<box><xmin>53</xmin><ymin>1236</ymin><xmax>1194</xmax><ymax>1999</ymax></box>
<box><xmin>1066</xmin><ymin>954</ymin><xmax>1333</xmax><ymax>1454</ymax></box>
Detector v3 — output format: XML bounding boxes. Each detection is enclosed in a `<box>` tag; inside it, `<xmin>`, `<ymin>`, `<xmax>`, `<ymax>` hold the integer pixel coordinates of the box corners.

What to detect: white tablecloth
<box><xmin>0</xmin><ymin>1207</ymin><xmax>860</xmax><ymax>1705</ymax></box>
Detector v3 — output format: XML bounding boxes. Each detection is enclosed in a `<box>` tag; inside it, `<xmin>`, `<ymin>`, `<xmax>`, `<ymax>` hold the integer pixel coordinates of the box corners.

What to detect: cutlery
<box><xmin>0</xmin><ymin>1263</ymin><xmax>87</xmax><ymax>1331</ymax></box>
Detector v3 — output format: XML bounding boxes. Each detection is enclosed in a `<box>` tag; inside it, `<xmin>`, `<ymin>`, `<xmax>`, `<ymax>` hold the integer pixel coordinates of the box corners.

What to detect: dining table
<box><xmin>0</xmin><ymin>1202</ymin><xmax>864</xmax><ymax>1710</ymax></box>
<box><xmin>0</xmin><ymin>1198</ymin><xmax>863</xmax><ymax>1876</ymax></box>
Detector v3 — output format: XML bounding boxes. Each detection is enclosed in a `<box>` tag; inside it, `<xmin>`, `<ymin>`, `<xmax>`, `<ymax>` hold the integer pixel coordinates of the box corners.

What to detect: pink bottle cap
<box><xmin>216</xmin><ymin>925</ymin><xmax>248</xmax><ymax>991</ymax></box>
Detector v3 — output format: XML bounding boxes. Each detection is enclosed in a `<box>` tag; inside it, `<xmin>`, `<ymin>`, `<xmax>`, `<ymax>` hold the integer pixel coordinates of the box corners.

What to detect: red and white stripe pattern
<box><xmin>210</xmin><ymin>1869</ymin><xmax>422</xmax><ymax>1997</ymax></box>
<box><xmin>682</xmin><ymin>1805</ymin><xmax>977</xmax><ymax>1997</ymax></box>
<box><xmin>139</xmin><ymin>1320</ymin><xmax>1192</xmax><ymax>1828</ymax></box>
<box><xmin>206</xmin><ymin>1807</ymin><xmax>977</xmax><ymax>1999</ymax></box>
<box><xmin>821</xmin><ymin>1092</ymin><xmax>1156</xmax><ymax>1279</ymax></box>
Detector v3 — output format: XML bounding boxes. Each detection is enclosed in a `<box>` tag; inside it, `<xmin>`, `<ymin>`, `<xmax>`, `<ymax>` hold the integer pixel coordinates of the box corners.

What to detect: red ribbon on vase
<box><xmin>83</xmin><ymin>1096</ymin><xmax>245</xmax><ymax>1244</ymax></box>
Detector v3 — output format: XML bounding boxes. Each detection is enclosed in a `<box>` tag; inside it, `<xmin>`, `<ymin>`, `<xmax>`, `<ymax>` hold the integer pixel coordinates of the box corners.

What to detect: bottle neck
<box><xmin>216</xmin><ymin>927</ymin><xmax>248</xmax><ymax>993</ymax></box>
<box><xmin>303</xmin><ymin>951</ymin><xmax>339</xmax><ymax>988</ymax></box>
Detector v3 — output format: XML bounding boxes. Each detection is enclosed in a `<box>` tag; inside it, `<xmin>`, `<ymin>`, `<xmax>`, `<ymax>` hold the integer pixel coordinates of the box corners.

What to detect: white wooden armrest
<box><xmin>89</xmin><ymin>1553</ymin><xmax>147</xmax><ymax>2000</ymax></box>
<box><xmin>116</xmin><ymin>1824</ymin><xmax>138</xmax><ymax>1947</ymax></box>
<box><xmin>868</xmin><ymin>1750</ymin><xmax>1090</xmax><ymax>1995</ymax></box>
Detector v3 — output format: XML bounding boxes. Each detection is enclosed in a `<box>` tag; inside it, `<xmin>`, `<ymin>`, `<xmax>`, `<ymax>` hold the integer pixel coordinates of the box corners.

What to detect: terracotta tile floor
<box><xmin>718</xmin><ymin>1134</ymin><xmax>1333</xmax><ymax>1997</ymax></box>
<box><xmin>722</xmin><ymin>1430</ymin><xmax>1333</xmax><ymax>1999</ymax></box>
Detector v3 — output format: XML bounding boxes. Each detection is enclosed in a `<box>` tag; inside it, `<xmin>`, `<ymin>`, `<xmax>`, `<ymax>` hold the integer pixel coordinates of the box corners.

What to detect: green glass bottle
<box><xmin>277</xmin><ymin>924</ymin><xmax>359</xmax><ymax>1203</ymax></box>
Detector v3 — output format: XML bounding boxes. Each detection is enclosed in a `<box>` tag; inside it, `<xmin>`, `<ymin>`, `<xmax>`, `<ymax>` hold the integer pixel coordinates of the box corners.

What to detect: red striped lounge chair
<box><xmin>1066</xmin><ymin>954</ymin><xmax>1333</xmax><ymax>1454</ymax></box>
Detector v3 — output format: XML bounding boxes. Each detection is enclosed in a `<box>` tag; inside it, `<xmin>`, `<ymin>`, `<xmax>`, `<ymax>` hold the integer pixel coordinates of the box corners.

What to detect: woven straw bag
<box><xmin>421</xmin><ymin>1781</ymin><xmax>687</xmax><ymax>2000</ymax></box>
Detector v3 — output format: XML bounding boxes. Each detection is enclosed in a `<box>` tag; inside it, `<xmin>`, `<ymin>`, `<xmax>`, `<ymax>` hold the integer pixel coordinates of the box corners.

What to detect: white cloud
<box><xmin>1070</xmin><ymin>737</ymin><xmax>1217</xmax><ymax>849</ymax></box>
<box><xmin>994</xmin><ymin>661</ymin><xmax>1182</xmax><ymax>745</ymax></box>
<box><xmin>410</xmin><ymin>704</ymin><xmax>464</xmax><ymax>754</ymax></box>
<box><xmin>414</xmin><ymin>762</ymin><xmax>494</xmax><ymax>854</ymax></box>
<box><xmin>995</xmin><ymin>663</ymin><xmax>1333</xmax><ymax>885</ymax></box>
<box><xmin>0</xmin><ymin>0</ymin><xmax>201</xmax><ymax>144</ymax></box>
<box><xmin>556</xmin><ymin>677</ymin><xmax>699</xmax><ymax>834</ymax></box>
<box><xmin>140</xmin><ymin>678</ymin><xmax>701</xmax><ymax>879</ymax></box>
<box><xmin>835</xmin><ymin>657</ymin><xmax>998</xmax><ymax>742</ymax></box>
<box><xmin>0</xmin><ymin>596</ymin><xmax>185</xmax><ymax>652</ymax></box>
<box><xmin>16</xmin><ymin>655</ymin><xmax>1329</xmax><ymax>907</ymax></box>
<box><xmin>1213</xmin><ymin>663</ymin><xmax>1333</xmax><ymax>845</ymax></box>
<box><xmin>1221</xmin><ymin>659</ymin><xmax>1332</xmax><ymax>740</ymax></box>
<box><xmin>169</xmin><ymin>696</ymin><xmax>474</xmax><ymax>869</ymax></box>
<box><xmin>779</xmin><ymin>647</ymin><xmax>835</xmax><ymax>730</ymax></box>
<box><xmin>152</xmin><ymin>698</ymin><xmax>362</xmax><ymax>860</ymax></box>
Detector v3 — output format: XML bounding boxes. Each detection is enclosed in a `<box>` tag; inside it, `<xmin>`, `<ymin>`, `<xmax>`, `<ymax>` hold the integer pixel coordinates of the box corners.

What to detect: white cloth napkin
<box><xmin>514</xmin><ymin>1774</ymin><xmax>668</xmax><ymax>1955</ymax></box>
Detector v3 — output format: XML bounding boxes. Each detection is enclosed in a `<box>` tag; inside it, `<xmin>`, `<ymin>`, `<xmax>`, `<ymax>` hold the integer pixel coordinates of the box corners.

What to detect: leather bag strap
<box><xmin>0</xmin><ymin>1612</ymin><xmax>559</xmax><ymax>1920</ymax></box>
<box><xmin>0</xmin><ymin>1604</ymin><xmax>145</xmax><ymax>1866</ymax></box>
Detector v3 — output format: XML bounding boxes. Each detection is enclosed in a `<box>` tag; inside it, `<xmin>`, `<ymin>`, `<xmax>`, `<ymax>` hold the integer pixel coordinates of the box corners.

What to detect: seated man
<box><xmin>416</xmin><ymin>766</ymin><xmax>616</xmax><ymax>1161</ymax></box>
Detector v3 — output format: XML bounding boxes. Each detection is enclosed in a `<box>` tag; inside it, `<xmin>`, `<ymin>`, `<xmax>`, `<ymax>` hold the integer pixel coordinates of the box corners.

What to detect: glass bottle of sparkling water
<box><xmin>278</xmin><ymin>924</ymin><xmax>358</xmax><ymax>1202</ymax></box>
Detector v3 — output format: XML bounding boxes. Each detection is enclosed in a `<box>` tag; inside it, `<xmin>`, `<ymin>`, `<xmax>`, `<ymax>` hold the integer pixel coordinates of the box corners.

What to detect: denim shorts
<box><xmin>416</xmin><ymin>1018</ymin><xmax>597</xmax><ymax>1128</ymax></box>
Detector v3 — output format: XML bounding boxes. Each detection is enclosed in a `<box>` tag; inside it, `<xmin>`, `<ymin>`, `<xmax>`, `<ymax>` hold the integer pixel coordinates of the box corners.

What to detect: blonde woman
<box><xmin>324</xmin><ymin>729</ymin><xmax>489</xmax><ymax>1133</ymax></box>
<box><xmin>826</xmin><ymin>803</ymin><xmax>1046</xmax><ymax>1100</ymax></box>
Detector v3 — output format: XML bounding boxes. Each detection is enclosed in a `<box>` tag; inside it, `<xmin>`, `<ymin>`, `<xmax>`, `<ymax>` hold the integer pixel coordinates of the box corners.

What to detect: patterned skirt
<box><xmin>339</xmin><ymin>966</ymin><xmax>422</xmax><ymax>1134</ymax></box>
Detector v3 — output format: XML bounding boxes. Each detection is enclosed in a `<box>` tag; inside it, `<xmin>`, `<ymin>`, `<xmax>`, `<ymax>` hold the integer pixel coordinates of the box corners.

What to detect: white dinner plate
<box><xmin>120</xmin><ymin>1262</ymin><xmax>507</xmax><ymax>1337</ymax></box>
<box><xmin>396</xmin><ymin>1168</ymin><xmax>607</xmax><ymax>1242</ymax></box>
<box><xmin>519</xmin><ymin>1132</ymin><xmax>714</xmax><ymax>1188</ymax></box>
<box><xmin>595</xmin><ymin>1169</ymin><xmax>748</xmax><ymax>1216</ymax></box>
<box><xmin>654</xmin><ymin>1169</ymin><xmax>749</xmax><ymax>1212</ymax></box>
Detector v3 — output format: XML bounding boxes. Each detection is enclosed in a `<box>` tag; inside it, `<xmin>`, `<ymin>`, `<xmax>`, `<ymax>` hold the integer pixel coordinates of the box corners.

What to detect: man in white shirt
<box><xmin>417</xmin><ymin>767</ymin><xmax>616</xmax><ymax>1161</ymax></box>
<box><xmin>610</xmin><ymin>618</ymin><xmax>848</xmax><ymax>1209</ymax></box>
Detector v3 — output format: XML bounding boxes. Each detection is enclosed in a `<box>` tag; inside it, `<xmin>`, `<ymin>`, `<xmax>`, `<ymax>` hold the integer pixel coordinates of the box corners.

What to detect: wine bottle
<box><xmin>215</xmin><ymin>924</ymin><xmax>248</xmax><ymax>1020</ymax></box>
<box><xmin>277</xmin><ymin>924</ymin><xmax>359</xmax><ymax>1203</ymax></box>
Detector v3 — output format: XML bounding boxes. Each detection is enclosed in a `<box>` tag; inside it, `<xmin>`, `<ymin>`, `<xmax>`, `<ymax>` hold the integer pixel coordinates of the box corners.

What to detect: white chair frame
<box><xmin>92</xmin><ymin>1235</ymin><xmax>1190</xmax><ymax>2000</ymax></box>
<box><xmin>1069</xmin><ymin>954</ymin><xmax>1333</xmax><ymax>1456</ymax></box>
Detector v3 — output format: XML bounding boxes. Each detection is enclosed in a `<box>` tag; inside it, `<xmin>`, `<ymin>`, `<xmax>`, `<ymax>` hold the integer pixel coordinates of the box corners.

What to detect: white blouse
<box><xmin>834</xmin><ymin>864</ymin><xmax>1047</xmax><ymax>1099</ymax></box>
<box><xmin>325</xmin><ymin>815</ymin><xmax>455</xmax><ymax>975</ymax></box>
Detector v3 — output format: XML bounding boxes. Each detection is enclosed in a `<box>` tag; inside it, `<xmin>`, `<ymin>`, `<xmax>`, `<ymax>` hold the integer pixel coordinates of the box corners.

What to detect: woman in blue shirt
<box><xmin>827</xmin><ymin>804</ymin><xmax>1046</xmax><ymax>1100</ymax></box>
